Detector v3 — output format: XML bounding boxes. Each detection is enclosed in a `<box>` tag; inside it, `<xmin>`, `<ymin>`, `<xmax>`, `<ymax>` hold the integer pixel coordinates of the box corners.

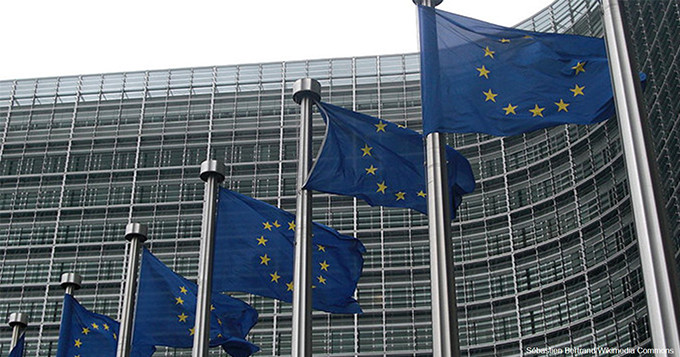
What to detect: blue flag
<box><xmin>132</xmin><ymin>248</ymin><xmax>259</xmax><ymax>357</ymax></box>
<box><xmin>212</xmin><ymin>188</ymin><xmax>366</xmax><ymax>314</ymax></box>
<box><xmin>304</xmin><ymin>102</ymin><xmax>475</xmax><ymax>216</ymax></box>
<box><xmin>8</xmin><ymin>333</ymin><xmax>25</xmax><ymax>357</ymax></box>
<box><xmin>55</xmin><ymin>294</ymin><xmax>154</xmax><ymax>357</ymax></box>
<box><xmin>418</xmin><ymin>6</ymin><xmax>625</xmax><ymax>136</ymax></box>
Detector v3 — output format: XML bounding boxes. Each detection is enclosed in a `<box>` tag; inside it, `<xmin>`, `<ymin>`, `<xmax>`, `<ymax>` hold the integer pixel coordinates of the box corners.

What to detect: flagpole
<box><xmin>413</xmin><ymin>1</ymin><xmax>461</xmax><ymax>356</ymax></box>
<box><xmin>291</xmin><ymin>78</ymin><xmax>321</xmax><ymax>357</ymax></box>
<box><xmin>7</xmin><ymin>313</ymin><xmax>28</xmax><ymax>350</ymax></box>
<box><xmin>58</xmin><ymin>272</ymin><xmax>82</xmax><ymax>354</ymax></box>
<box><xmin>116</xmin><ymin>223</ymin><xmax>148</xmax><ymax>357</ymax></box>
<box><xmin>192</xmin><ymin>159</ymin><xmax>225</xmax><ymax>357</ymax></box>
<box><xmin>602</xmin><ymin>0</ymin><xmax>680</xmax><ymax>352</ymax></box>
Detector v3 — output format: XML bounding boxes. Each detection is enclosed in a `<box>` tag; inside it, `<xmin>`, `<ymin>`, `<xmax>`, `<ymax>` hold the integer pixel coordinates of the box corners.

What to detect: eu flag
<box><xmin>418</xmin><ymin>6</ymin><xmax>620</xmax><ymax>136</ymax></box>
<box><xmin>212</xmin><ymin>188</ymin><xmax>366</xmax><ymax>314</ymax></box>
<box><xmin>55</xmin><ymin>294</ymin><xmax>154</xmax><ymax>357</ymax></box>
<box><xmin>8</xmin><ymin>333</ymin><xmax>25</xmax><ymax>357</ymax></box>
<box><xmin>304</xmin><ymin>102</ymin><xmax>475</xmax><ymax>216</ymax></box>
<box><xmin>132</xmin><ymin>248</ymin><xmax>259</xmax><ymax>357</ymax></box>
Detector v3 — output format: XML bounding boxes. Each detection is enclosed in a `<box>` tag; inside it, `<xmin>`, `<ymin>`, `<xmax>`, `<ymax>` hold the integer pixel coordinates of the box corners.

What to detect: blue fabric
<box><xmin>305</xmin><ymin>102</ymin><xmax>475</xmax><ymax>217</ymax></box>
<box><xmin>418</xmin><ymin>6</ymin><xmax>624</xmax><ymax>136</ymax></box>
<box><xmin>8</xmin><ymin>333</ymin><xmax>25</xmax><ymax>357</ymax></box>
<box><xmin>212</xmin><ymin>188</ymin><xmax>366</xmax><ymax>314</ymax></box>
<box><xmin>132</xmin><ymin>248</ymin><xmax>259</xmax><ymax>357</ymax></box>
<box><xmin>55</xmin><ymin>294</ymin><xmax>154</xmax><ymax>357</ymax></box>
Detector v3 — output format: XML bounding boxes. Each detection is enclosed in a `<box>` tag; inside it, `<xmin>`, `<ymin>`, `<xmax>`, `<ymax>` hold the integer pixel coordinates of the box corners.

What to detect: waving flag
<box><xmin>212</xmin><ymin>188</ymin><xmax>365</xmax><ymax>314</ymax></box>
<box><xmin>132</xmin><ymin>248</ymin><xmax>259</xmax><ymax>357</ymax></box>
<box><xmin>305</xmin><ymin>102</ymin><xmax>475</xmax><ymax>216</ymax></box>
<box><xmin>417</xmin><ymin>5</ymin><xmax>634</xmax><ymax>136</ymax></box>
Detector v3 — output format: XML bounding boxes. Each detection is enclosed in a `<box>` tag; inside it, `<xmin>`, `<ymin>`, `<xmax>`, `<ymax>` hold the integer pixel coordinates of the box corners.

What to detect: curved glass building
<box><xmin>1</xmin><ymin>0</ymin><xmax>678</xmax><ymax>355</ymax></box>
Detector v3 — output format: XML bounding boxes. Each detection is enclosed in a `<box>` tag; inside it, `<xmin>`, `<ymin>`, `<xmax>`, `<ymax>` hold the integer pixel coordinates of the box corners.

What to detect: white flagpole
<box><xmin>290</xmin><ymin>78</ymin><xmax>321</xmax><ymax>357</ymax></box>
<box><xmin>602</xmin><ymin>0</ymin><xmax>680</xmax><ymax>352</ymax></box>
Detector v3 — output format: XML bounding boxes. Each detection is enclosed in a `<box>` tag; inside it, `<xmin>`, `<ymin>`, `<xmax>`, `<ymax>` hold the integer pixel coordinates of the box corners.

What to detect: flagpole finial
<box><xmin>199</xmin><ymin>159</ymin><xmax>225</xmax><ymax>183</ymax></box>
<box><xmin>412</xmin><ymin>0</ymin><xmax>442</xmax><ymax>7</ymax></box>
<box><xmin>292</xmin><ymin>78</ymin><xmax>321</xmax><ymax>105</ymax></box>
<box><xmin>125</xmin><ymin>222</ymin><xmax>148</xmax><ymax>243</ymax></box>
<box><xmin>7</xmin><ymin>313</ymin><xmax>28</xmax><ymax>328</ymax></box>
<box><xmin>60</xmin><ymin>272</ymin><xmax>82</xmax><ymax>294</ymax></box>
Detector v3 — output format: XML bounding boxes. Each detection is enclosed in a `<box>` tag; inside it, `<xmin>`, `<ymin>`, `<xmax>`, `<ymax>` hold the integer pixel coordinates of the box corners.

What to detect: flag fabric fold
<box><xmin>418</xmin><ymin>5</ymin><xmax>622</xmax><ymax>136</ymax></box>
<box><xmin>55</xmin><ymin>294</ymin><xmax>154</xmax><ymax>357</ymax></box>
<box><xmin>8</xmin><ymin>333</ymin><xmax>25</xmax><ymax>357</ymax></box>
<box><xmin>304</xmin><ymin>102</ymin><xmax>475</xmax><ymax>217</ymax></box>
<box><xmin>132</xmin><ymin>248</ymin><xmax>259</xmax><ymax>357</ymax></box>
<box><xmin>212</xmin><ymin>188</ymin><xmax>366</xmax><ymax>314</ymax></box>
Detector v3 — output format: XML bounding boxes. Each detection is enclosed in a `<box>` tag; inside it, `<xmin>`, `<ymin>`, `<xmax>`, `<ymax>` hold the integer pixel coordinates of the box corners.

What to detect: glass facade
<box><xmin>1</xmin><ymin>0</ymin><xmax>677</xmax><ymax>356</ymax></box>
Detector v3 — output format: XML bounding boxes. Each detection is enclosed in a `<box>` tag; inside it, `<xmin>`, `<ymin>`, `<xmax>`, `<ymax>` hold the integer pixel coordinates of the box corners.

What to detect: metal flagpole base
<box><xmin>291</xmin><ymin>78</ymin><xmax>321</xmax><ymax>357</ymax></box>
<box><xmin>60</xmin><ymin>272</ymin><xmax>82</xmax><ymax>295</ymax></box>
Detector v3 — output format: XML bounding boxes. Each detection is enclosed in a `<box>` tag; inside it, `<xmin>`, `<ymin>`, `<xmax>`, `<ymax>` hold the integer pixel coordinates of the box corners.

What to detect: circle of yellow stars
<box><xmin>256</xmin><ymin>219</ymin><xmax>331</xmax><ymax>292</ymax></box>
<box><xmin>358</xmin><ymin>120</ymin><xmax>428</xmax><ymax>205</ymax></box>
<box><xmin>474</xmin><ymin>37</ymin><xmax>589</xmax><ymax>119</ymax></box>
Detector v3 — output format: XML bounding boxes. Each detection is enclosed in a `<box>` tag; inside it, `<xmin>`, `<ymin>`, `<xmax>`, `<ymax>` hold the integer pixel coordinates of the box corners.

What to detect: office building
<box><xmin>1</xmin><ymin>0</ymin><xmax>677</xmax><ymax>355</ymax></box>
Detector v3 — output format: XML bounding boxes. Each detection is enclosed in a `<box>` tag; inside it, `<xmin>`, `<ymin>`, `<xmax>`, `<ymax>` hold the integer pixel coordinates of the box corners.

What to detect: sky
<box><xmin>0</xmin><ymin>0</ymin><xmax>554</xmax><ymax>81</ymax></box>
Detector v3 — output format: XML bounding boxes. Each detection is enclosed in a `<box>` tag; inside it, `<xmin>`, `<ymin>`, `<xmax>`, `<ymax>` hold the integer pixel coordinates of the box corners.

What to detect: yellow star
<box><xmin>175</xmin><ymin>296</ymin><xmax>184</xmax><ymax>305</ymax></box>
<box><xmin>217</xmin><ymin>318</ymin><xmax>222</xmax><ymax>326</ymax></box>
<box><xmin>483</xmin><ymin>89</ymin><xmax>498</xmax><ymax>102</ymax></box>
<box><xmin>91</xmin><ymin>323</ymin><xmax>99</xmax><ymax>330</ymax></box>
<box><xmin>286</xmin><ymin>281</ymin><xmax>294</xmax><ymax>291</ymax></box>
<box><xmin>529</xmin><ymin>104</ymin><xmax>545</xmax><ymax>117</ymax></box>
<box><xmin>476</xmin><ymin>65</ymin><xmax>490</xmax><ymax>79</ymax></box>
<box><xmin>178</xmin><ymin>312</ymin><xmax>189</xmax><ymax>322</ymax></box>
<box><xmin>179</xmin><ymin>286</ymin><xmax>188</xmax><ymax>294</ymax></box>
<box><xmin>375</xmin><ymin>121</ymin><xmax>387</xmax><ymax>132</ymax></box>
<box><xmin>272</xmin><ymin>220</ymin><xmax>281</xmax><ymax>228</ymax></box>
<box><xmin>572</xmin><ymin>61</ymin><xmax>586</xmax><ymax>75</ymax></box>
<box><xmin>74</xmin><ymin>339</ymin><xmax>82</xmax><ymax>348</ymax></box>
<box><xmin>317</xmin><ymin>275</ymin><xmax>327</xmax><ymax>284</ymax></box>
<box><xmin>360</xmin><ymin>144</ymin><xmax>373</xmax><ymax>157</ymax></box>
<box><xmin>417</xmin><ymin>190</ymin><xmax>427</xmax><ymax>198</ymax></box>
<box><xmin>502</xmin><ymin>103</ymin><xmax>518</xmax><ymax>115</ymax></box>
<box><xmin>319</xmin><ymin>260</ymin><xmax>330</xmax><ymax>271</ymax></box>
<box><xmin>523</xmin><ymin>35</ymin><xmax>533</xmax><ymax>39</ymax></box>
<box><xmin>263</xmin><ymin>221</ymin><xmax>273</xmax><ymax>231</ymax></box>
<box><xmin>270</xmin><ymin>271</ymin><xmax>281</xmax><ymax>283</ymax></box>
<box><xmin>317</xmin><ymin>244</ymin><xmax>326</xmax><ymax>252</ymax></box>
<box><xmin>483</xmin><ymin>46</ymin><xmax>495</xmax><ymax>58</ymax></box>
<box><xmin>376</xmin><ymin>181</ymin><xmax>388</xmax><ymax>194</ymax></box>
<box><xmin>365</xmin><ymin>165</ymin><xmax>378</xmax><ymax>175</ymax></box>
<box><xmin>210</xmin><ymin>304</ymin><xmax>215</xmax><ymax>311</ymax></box>
<box><xmin>103</xmin><ymin>324</ymin><xmax>109</xmax><ymax>331</ymax></box>
<box><xmin>555</xmin><ymin>99</ymin><xmax>570</xmax><ymax>112</ymax></box>
<box><xmin>499</xmin><ymin>38</ymin><xmax>511</xmax><ymax>43</ymax></box>
<box><xmin>189</xmin><ymin>327</ymin><xmax>195</xmax><ymax>336</ymax></box>
<box><xmin>260</xmin><ymin>254</ymin><xmax>271</xmax><ymax>265</ymax></box>
<box><xmin>217</xmin><ymin>333</ymin><xmax>223</xmax><ymax>338</ymax></box>
<box><xmin>113</xmin><ymin>333</ymin><xmax>117</xmax><ymax>340</ymax></box>
<box><xmin>257</xmin><ymin>236</ymin><xmax>268</xmax><ymax>246</ymax></box>
<box><xmin>288</xmin><ymin>221</ymin><xmax>296</xmax><ymax>230</ymax></box>
<box><xmin>395</xmin><ymin>192</ymin><xmax>406</xmax><ymax>201</ymax></box>
<box><xmin>570</xmin><ymin>84</ymin><xmax>585</xmax><ymax>96</ymax></box>
<box><xmin>81</xmin><ymin>327</ymin><xmax>90</xmax><ymax>335</ymax></box>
